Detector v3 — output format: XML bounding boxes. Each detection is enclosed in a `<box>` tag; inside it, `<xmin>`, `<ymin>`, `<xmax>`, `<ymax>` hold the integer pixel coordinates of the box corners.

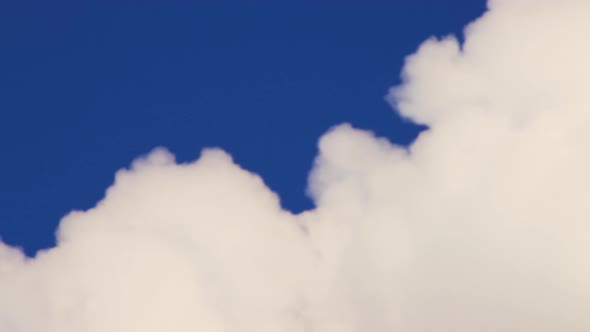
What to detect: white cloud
<box><xmin>2</xmin><ymin>1</ymin><xmax>590</xmax><ymax>331</ymax></box>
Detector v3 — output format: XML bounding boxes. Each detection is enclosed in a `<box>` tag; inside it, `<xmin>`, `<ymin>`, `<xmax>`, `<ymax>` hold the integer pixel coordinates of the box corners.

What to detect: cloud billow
<box><xmin>1</xmin><ymin>0</ymin><xmax>589</xmax><ymax>331</ymax></box>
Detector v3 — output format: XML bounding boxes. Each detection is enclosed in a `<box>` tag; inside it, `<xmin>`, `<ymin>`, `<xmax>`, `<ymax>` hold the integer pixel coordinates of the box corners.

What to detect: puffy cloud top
<box><xmin>2</xmin><ymin>1</ymin><xmax>590</xmax><ymax>331</ymax></box>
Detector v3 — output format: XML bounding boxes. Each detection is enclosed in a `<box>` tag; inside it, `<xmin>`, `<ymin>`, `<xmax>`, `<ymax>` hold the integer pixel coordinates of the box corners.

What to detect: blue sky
<box><xmin>0</xmin><ymin>0</ymin><xmax>485</xmax><ymax>256</ymax></box>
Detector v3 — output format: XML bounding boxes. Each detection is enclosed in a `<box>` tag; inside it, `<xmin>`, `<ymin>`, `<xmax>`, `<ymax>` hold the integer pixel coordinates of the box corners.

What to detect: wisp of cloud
<box><xmin>1</xmin><ymin>0</ymin><xmax>589</xmax><ymax>331</ymax></box>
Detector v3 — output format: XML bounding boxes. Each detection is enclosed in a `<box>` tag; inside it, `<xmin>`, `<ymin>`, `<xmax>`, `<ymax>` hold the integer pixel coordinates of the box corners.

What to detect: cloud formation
<box><xmin>2</xmin><ymin>0</ymin><xmax>589</xmax><ymax>331</ymax></box>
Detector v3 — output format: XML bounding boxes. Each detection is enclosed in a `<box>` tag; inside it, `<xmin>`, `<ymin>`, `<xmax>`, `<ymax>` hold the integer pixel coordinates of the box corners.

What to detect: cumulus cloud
<box><xmin>2</xmin><ymin>0</ymin><xmax>590</xmax><ymax>331</ymax></box>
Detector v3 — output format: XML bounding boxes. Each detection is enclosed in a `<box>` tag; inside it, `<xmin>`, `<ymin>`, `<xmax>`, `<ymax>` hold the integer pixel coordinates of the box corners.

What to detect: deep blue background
<box><xmin>0</xmin><ymin>0</ymin><xmax>486</xmax><ymax>256</ymax></box>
